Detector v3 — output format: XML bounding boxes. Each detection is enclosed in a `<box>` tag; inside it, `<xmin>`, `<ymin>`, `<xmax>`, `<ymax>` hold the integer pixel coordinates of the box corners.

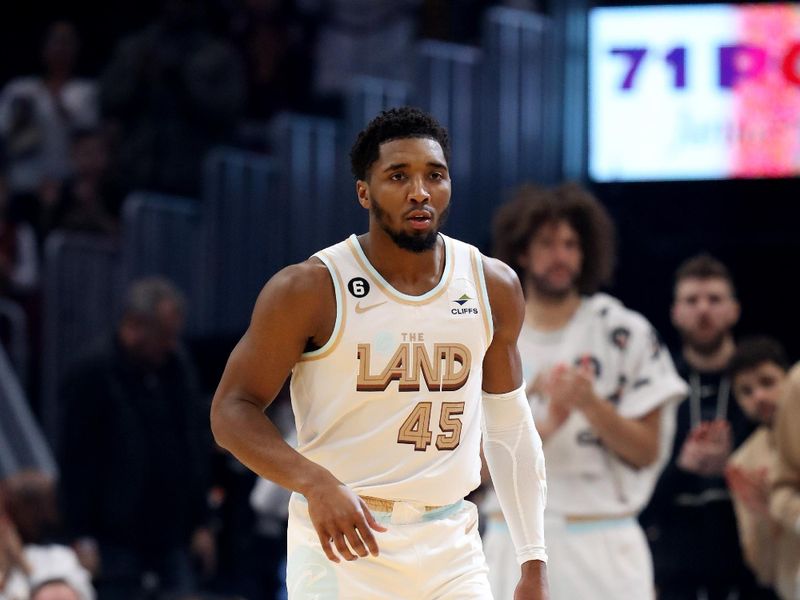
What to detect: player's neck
<box><xmin>524</xmin><ymin>285</ymin><xmax>582</xmax><ymax>332</ymax></box>
<box><xmin>358</xmin><ymin>230</ymin><xmax>445</xmax><ymax>295</ymax></box>
<box><xmin>682</xmin><ymin>335</ymin><xmax>735</xmax><ymax>373</ymax></box>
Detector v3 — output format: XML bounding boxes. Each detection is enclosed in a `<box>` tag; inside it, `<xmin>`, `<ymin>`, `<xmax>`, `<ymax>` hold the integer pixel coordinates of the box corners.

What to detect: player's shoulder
<box><xmin>476</xmin><ymin>253</ymin><xmax>524</xmax><ymax>333</ymax></box>
<box><xmin>479</xmin><ymin>253</ymin><xmax>521</xmax><ymax>293</ymax></box>
<box><xmin>254</xmin><ymin>257</ymin><xmax>333</xmax><ymax>315</ymax></box>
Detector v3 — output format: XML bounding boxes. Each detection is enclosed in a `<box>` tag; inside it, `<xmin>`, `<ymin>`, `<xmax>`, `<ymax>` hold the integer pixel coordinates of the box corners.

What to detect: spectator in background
<box><xmin>0</xmin><ymin>21</ymin><xmax>98</xmax><ymax>217</ymax></box>
<box><xmin>224</xmin><ymin>0</ymin><xmax>313</xmax><ymax>120</ymax></box>
<box><xmin>487</xmin><ymin>183</ymin><xmax>687</xmax><ymax>600</ymax></box>
<box><xmin>726</xmin><ymin>336</ymin><xmax>798</xmax><ymax>598</ymax></box>
<box><xmin>206</xmin><ymin>384</ymin><xmax>294</xmax><ymax>600</ymax></box>
<box><xmin>297</xmin><ymin>0</ymin><xmax>422</xmax><ymax>114</ymax></box>
<box><xmin>238</xmin><ymin>392</ymin><xmax>294</xmax><ymax>600</ymax></box>
<box><xmin>0</xmin><ymin>145</ymin><xmax>38</xmax><ymax>398</ymax></box>
<box><xmin>0</xmin><ymin>176</ymin><xmax>39</xmax><ymax>298</ymax></box>
<box><xmin>771</xmin><ymin>362</ymin><xmax>800</xmax><ymax>600</ymax></box>
<box><xmin>100</xmin><ymin>0</ymin><xmax>246</xmax><ymax>197</ymax></box>
<box><xmin>0</xmin><ymin>470</ymin><xmax>94</xmax><ymax>600</ymax></box>
<box><xmin>58</xmin><ymin>277</ymin><xmax>215</xmax><ymax>600</ymax></box>
<box><xmin>41</xmin><ymin>127</ymin><xmax>119</xmax><ymax>237</ymax></box>
<box><xmin>641</xmin><ymin>254</ymin><xmax>761</xmax><ymax>599</ymax></box>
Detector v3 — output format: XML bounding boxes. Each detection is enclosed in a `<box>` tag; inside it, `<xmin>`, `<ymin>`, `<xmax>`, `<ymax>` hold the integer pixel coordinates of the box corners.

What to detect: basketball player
<box><xmin>211</xmin><ymin>107</ymin><xmax>548</xmax><ymax>599</ymax></box>
<box><xmin>486</xmin><ymin>183</ymin><xmax>687</xmax><ymax>600</ymax></box>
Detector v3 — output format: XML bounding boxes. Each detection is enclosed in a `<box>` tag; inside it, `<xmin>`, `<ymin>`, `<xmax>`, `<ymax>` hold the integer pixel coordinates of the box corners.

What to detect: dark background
<box><xmin>2</xmin><ymin>0</ymin><xmax>797</xmax><ymax>364</ymax></box>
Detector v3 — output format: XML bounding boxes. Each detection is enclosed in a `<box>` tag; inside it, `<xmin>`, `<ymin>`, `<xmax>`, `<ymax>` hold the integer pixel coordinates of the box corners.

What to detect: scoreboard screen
<box><xmin>589</xmin><ymin>4</ymin><xmax>800</xmax><ymax>181</ymax></box>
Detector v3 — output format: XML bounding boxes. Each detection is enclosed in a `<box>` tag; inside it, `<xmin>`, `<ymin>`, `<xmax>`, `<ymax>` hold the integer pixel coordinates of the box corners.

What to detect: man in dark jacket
<box><xmin>641</xmin><ymin>255</ymin><xmax>768</xmax><ymax>599</ymax></box>
<box><xmin>58</xmin><ymin>277</ymin><xmax>214</xmax><ymax>600</ymax></box>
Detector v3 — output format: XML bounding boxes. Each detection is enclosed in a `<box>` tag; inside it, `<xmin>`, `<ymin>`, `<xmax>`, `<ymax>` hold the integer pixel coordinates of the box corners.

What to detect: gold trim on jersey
<box><xmin>298</xmin><ymin>251</ymin><xmax>347</xmax><ymax>362</ymax></box>
<box><xmin>346</xmin><ymin>236</ymin><xmax>455</xmax><ymax>306</ymax></box>
<box><xmin>469</xmin><ymin>248</ymin><xmax>493</xmax><ymax>345</ymax></box>
<box><xmin>359</xmin><ymin>495</ymin><xmax>446</xmax><ymax>513</ymax></box>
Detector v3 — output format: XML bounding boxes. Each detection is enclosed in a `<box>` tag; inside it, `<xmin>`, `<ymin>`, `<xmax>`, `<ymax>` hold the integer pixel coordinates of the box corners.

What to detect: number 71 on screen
<box><xmin>611</xmin><ymin>44</ymin><xmax>800</xmax><ymax>90</ymax></box>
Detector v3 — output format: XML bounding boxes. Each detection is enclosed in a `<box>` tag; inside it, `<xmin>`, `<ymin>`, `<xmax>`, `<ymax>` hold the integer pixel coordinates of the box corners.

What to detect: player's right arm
<box><xmin>210</xmin><ymin>259</ymin><xmax>386</xmax><ymax>563</ymax></box>
<box><xmin>480</xmin><ymin>256</ymin><xmax>549</xmax><ymax>600</ymax></box>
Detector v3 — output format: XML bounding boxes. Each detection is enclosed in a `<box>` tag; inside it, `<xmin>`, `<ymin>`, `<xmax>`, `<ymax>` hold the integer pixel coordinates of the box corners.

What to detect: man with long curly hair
<box><xmin>484</xmin><ymin>183</ymin><xmax>686</xmax><ymax>599</ymax></box>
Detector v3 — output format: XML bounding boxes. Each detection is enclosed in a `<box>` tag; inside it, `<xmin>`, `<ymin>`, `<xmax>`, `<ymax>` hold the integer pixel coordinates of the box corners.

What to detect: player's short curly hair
<box><xmin>492</xmin><ymin>182</ymin><xmax>616</xmax><ymax>295</ymax></box>
<box><xmin>350</xmin><ymin>107</ymin><xmax>451</xmax><ymax>181</ymax></box>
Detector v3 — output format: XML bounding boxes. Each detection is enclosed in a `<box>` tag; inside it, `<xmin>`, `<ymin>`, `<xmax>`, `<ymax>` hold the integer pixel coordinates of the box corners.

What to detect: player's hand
<box><xmin>306</xmin><ymin>481</ymin><xmax>388</xmax><ymax>563</ymax></box>
<box><xmin>514</xmin><ymin>560</ymin><xmax>549</xmax><ymax>600</ymax></box>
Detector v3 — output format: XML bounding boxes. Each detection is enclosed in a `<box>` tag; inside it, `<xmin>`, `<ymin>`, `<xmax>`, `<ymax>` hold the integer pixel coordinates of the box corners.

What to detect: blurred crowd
<box><xmin>0</xmin><ymin>0</ymin><xmax>527</xmax><ymax>398</ymax></box>
<box><xmin>0</xmin><ymin>1</ymin><xmax>799</xmax><ymax>600</ymax></box>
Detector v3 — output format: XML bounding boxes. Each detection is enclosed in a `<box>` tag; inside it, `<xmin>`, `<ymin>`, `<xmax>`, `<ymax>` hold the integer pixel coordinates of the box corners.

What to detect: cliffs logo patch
<box><xmin>452</xmin><ymin>294</ymin><xmax>478</xmax><ymax>316</ymax></box>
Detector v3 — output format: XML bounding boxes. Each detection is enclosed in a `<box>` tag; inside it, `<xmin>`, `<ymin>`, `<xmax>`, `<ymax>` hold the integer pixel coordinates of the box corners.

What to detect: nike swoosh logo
<box><xmin>355</xmin><ymin>300</ymin><xmax>387</xmax><ymax>314</ymax></box>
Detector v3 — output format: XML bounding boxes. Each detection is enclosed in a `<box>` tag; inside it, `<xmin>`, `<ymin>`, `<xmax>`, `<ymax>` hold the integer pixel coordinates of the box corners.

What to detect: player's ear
<box><xmin>356</xmin><ymin>180</ymin><xmax>370</xmax><ymax>209</ymax></box>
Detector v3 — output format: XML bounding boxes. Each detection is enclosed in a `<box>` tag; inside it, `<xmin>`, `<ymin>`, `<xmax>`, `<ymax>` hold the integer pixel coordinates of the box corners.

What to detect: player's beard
<box><xmin>527</xmin><ymin>267</ymin><xmax>579</xmax><ymax>300</ymax></box>
<box><xmin>370</xmin><ymin>196</ymin><xmax>450</xmax><ymax>253</ymax></box>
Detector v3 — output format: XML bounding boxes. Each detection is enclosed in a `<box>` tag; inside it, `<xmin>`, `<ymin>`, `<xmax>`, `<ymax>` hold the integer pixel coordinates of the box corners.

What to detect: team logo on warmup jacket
<box><xmin>451</xmin><ymin>294</ymin><xmax>478</xmax><ymax>316</ymax></box>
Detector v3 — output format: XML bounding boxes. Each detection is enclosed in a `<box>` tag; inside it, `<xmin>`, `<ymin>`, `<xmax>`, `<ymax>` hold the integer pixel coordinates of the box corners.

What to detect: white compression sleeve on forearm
<box><xmin>482</xmin><ymin>382</ymin><xmax>548</xmax><ymax>564</ymax></box>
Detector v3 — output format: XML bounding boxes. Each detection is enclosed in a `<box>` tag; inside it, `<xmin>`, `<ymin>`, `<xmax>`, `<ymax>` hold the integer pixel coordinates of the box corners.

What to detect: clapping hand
<box><xmin>725</xmin><ymin>464</ymin><xmax>770</xmax><ymax>516</ymax></box>
<box><xmin>545</xmin><ymin>357</ymin><xmax>597</xmax><ymax>411</ymax></box>
<box><xmin>677</xmin><ymin>420</ymin><xmax>733</xmax><ymax>476</ymax></box>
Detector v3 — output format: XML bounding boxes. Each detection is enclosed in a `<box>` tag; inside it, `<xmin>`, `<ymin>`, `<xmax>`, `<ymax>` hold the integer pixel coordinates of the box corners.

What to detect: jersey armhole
<box><xmin>470</xmin><ymin>248</ymin><xmax>494</xmax><ymax>346</ymax></box>
<box><xmin>299</xmin><ymin>251</ymin><xmax>345</xmax><ymax>361</ymax></box>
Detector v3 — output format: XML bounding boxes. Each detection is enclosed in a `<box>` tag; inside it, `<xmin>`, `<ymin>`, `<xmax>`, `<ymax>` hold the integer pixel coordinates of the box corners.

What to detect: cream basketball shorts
<box><xmin>286</xmin><ymin>493</ymin><xmax>493</xmax><ymax>599</ymax></box>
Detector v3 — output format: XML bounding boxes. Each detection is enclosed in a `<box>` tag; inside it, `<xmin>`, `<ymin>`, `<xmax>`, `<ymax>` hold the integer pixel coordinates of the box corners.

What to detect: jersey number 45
<box><xmin>397</xmin><ymin>402</ymin><xmax>464</xmax><ymax>451</ymax></box>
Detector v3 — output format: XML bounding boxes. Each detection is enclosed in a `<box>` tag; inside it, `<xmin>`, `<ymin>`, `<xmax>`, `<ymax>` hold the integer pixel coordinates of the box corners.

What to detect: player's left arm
<box><xmin>480</xmin><ymin>255</ymin><xmax>549</xmax><ymax>600</ymax></box>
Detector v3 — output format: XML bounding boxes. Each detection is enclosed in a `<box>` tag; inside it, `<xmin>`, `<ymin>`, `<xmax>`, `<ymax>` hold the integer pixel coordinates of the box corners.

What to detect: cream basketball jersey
<box><xmin>290</xmin><ymin>234</ymin><xmax>493</xmax><ymax>506</ymax></box>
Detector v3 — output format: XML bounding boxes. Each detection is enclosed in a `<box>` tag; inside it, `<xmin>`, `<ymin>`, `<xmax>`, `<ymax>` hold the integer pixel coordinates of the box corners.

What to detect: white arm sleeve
<box><xmin>482</xmin><ymin>382</ymin><xmax>548</xmax><ymax>565</ymax></box>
